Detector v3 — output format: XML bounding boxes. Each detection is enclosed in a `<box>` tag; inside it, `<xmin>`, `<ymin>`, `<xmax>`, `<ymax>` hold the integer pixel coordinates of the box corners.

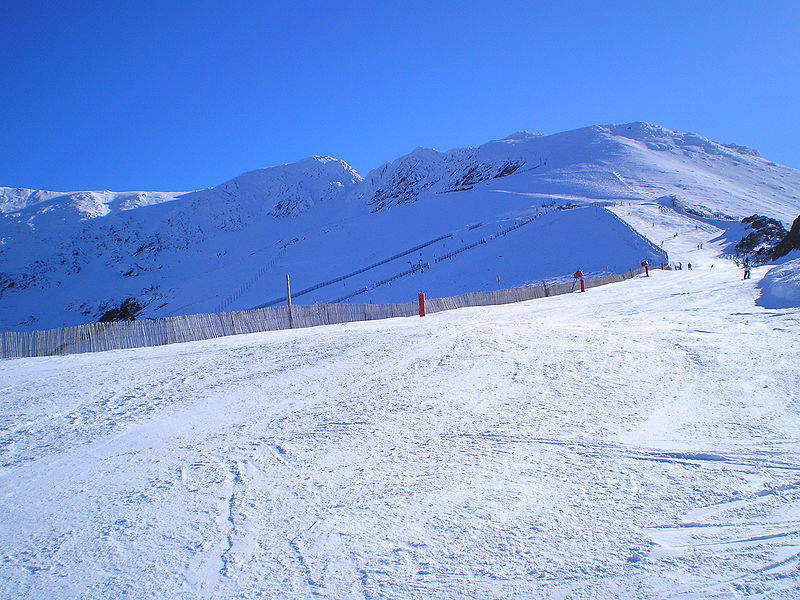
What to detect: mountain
<box><xmin>1</xmin><ymin>122</ymin><xmax>799</xmax><ymax>331</ymax></box>
<box><xmin>357</xmin><ymin>123</ymin><xmax>800</xmax><ymax>218</ymax></box>
<box><xmin>0</xmin><ymin>157</ymin><xmax>363</xmax><ymax>329</ymax></box>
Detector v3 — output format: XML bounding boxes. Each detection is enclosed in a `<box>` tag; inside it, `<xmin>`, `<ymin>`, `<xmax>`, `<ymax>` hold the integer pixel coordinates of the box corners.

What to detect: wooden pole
<box><xmin>286</xmin><ymin>274</ymin><xmax>294</xmax><ymax>329</ymax></box>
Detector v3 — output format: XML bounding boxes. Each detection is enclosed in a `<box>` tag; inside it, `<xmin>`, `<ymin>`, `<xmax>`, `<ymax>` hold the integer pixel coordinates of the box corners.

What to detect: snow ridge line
<box><xmin>219</xmin><ymin>461</ymin><xmax>243</xmax><ymax>578</ymax></box>
<box><xmin>287</xmin><ymin>538</ymin><xmax>324</xmax><ymax>595</ymax></box>
<box><xmin>0</xmin><ymin>267</ymin><xmax>645</xmax><ymax>359</ymax></box>
<box><xmin>602</xmin><ymin>206</ymin><xmax>670</xmax><ymax>264</ymax></box>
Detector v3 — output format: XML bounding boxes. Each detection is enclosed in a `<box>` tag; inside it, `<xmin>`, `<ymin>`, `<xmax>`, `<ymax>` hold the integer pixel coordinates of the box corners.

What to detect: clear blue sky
<box><xmin>2</xmin><ymin>0</ymin><xmax>799</xmax><ymax>191</ymax></box>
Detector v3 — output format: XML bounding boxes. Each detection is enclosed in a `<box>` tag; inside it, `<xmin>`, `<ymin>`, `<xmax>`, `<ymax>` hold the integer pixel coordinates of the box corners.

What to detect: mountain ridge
<box><xmin>1</xmin><ymin>121</ymin><xmax>799</xmax><ymax>331</ymax></box>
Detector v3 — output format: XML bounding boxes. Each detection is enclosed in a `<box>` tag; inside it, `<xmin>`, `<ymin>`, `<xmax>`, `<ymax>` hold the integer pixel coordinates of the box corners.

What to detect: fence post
<box><xmin>285</xmin><ymin>274</ymin><xmax>294</xmax><ymax>328</ymax></box>
<box><xmin>418</xmin><ymin>292</ymin><xmax>426</xmax><ymax>317</ymax></box>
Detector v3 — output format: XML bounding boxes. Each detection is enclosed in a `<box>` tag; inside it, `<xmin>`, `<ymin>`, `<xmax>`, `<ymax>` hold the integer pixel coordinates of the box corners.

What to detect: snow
<box><xmin>757</xmin><ymin>255</ymin><xmax>800</xmax><ymax>308</ymax></box>
<box><xmin>502</xmin><ymin>130</ymin><xmax>543</xmax><ymax>141</ymax></box>
<box><xmin>1</xmin><ymin>249</ymin><xmax>798</xmax><ymax>598</ymax></box>
<box><xmin>1</xmin><ymin>121</ymin><xmax>799</xmax><ymax>331</ymax></box>
<box><xmin>1</xmin><ymin>121</ymin><xmax>798</xmax><ymax>599</ymax></box>
<box><xmin>0</xmin><ymin>187</ymin><xmax>184</xmax><ymax>215</ymax></box>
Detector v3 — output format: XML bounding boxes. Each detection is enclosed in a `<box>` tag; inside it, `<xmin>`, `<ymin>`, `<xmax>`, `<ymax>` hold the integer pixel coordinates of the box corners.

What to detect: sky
<box><xmin>1</xmin><ymin>0</ymin><xmax>799</xmax><ymax>192</ymax></box>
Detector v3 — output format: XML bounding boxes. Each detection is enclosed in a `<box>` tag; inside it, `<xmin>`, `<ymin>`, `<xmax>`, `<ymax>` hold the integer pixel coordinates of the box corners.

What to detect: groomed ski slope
<box><xmin>1</xmin><ymin>225</ymin><xmax>799</xmax><ymax>599</ymax></box>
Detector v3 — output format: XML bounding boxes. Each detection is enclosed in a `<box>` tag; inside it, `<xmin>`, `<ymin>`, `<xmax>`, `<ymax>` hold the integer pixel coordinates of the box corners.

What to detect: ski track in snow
<box><xmin>1</xmin><ymin>212</ymin><xmax>799</xmax><ymax>599</ymax></box>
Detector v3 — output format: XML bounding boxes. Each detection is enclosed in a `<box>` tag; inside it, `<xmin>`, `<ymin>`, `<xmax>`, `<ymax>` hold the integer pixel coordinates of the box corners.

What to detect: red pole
<box><xmin>418</xmin><ymin>292</ymin><xmax>426</xmax><ymax>317</ymax></box>
<box><xmin>645</xmin><ymin>265</ymin><xmax>649</xmax><ymax>277</ymax></box>
<box><xmin>580</xmin><ymin>279</ymin><xmax>585</xmax><ymax>293</ymax></box>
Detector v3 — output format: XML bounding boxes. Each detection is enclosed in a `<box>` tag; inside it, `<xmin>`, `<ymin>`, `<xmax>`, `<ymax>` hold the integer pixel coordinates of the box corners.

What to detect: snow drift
<box><xmin>757</xmin><ymin>255</ymin><xmax>800</xmax><ymax>308</ymax></box>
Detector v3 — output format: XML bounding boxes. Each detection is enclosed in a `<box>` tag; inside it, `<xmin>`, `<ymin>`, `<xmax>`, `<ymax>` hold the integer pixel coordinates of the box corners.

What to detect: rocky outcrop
<box><xmin>734</xmin><ymin>215</ymin><xmax>787</xmax><ymax>262</ymax></box>
<box><xmin>771</xmin><ymin>214</ymin><xmax>800</xmax><ymax>260</ymax></box>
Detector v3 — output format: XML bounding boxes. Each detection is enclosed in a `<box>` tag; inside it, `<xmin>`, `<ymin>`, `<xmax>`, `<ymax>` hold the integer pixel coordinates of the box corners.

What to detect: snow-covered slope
<box><xmin>2</xmin><ymin>254</ymin><xmax>798</xmax><ymax>599</ymax></box>
<box><xmin>192</xmin><ymin>155</ymin><xmax>363</xmax><ymax>221</ymax></box>
<box><xmin>758</xmin><ymin>254</ymin><xmax>800</xmax><ymax>308</ymax></box>
<box><xmin>0</xmin><ymin>187</ymin><xmax>183</xmax><ymax>217</ymax></box>
<box><xmin>0</xmin><ymin>157</ymin><xmax>363</xmax><ymax>329</ymax></box>
<box><xmin>1</xmin><ymin>122</ymin><xmax>799</xmax><ymax>331</ymax></box>
<box><xmin>357</xmin><ymin>123</ymin><xmax>800</xmax><ymax>221</ymax></box>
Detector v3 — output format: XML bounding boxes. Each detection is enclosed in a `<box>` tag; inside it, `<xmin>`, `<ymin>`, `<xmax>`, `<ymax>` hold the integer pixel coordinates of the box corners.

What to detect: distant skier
<box><xmin>688</xmin><ymin>263</ymin><xmax>692</xmax><ymax>270</ymax></box>
<box><xmin>744</xmin><ymin>267</ymin><xmax>751</xmax><ymax>280</ymax></box>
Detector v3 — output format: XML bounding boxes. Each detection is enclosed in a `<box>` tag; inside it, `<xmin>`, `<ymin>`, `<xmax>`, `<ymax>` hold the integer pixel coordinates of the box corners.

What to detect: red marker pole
<box><xmin>573</xmin><ymin>270</ymin><xmax>585</xmax><ymax>292</ymax></box>
<box><xmin>418</xmin><ymin>292</ymin><xmax>426</xmax><ymax>317</ymax></box>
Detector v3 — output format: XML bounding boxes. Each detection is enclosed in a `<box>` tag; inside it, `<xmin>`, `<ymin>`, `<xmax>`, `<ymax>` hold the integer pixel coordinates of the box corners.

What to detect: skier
<box><xmin>688</xmin><ymin>262</ymin><xmax>692</xmax><ymax>270</ymax></box>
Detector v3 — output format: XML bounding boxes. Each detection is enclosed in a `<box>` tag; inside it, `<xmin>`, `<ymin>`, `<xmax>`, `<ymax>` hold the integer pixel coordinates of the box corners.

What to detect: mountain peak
<box><xmin>502</xmin><ymin>131</ymin><xmax>543</xmax><ymax>141</ymax></box>
<box><xmin>408</xmin><ymin>146</ymin><xmax>441</xmax><ymax>159</ymax></box>
<box><xmin>590</xmin><ymin>122</ymin><xmax>762</xmax><ymax>159</ymax></box>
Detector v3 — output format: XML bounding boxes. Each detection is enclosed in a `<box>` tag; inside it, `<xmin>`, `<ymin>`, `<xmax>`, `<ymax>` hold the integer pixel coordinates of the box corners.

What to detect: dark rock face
<box><xmin>735</xmin><ymin>215</ymin><xmax>787</xmax><ymax>262</ymax></box>
<box><xmin>98</xmin><ymin>298</ymin><xmax>144</xmax><ymax>323</ymax></box>
<box><xmin>771</xmin><ymin>214</ymin><xmax>800</xmax><ymax>260</ymax></box>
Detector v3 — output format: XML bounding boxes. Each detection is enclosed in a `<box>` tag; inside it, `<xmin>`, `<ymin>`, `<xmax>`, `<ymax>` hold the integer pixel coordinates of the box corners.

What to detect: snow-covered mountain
<box><xmin>0</xmin><ymin>156</ymin><xmax>363</xmax><ymax>329</ymax></box>
<box><xmin>357</xmin><ymin>123</ymin><xmax>800</xmax><ymax>218</ymax></box>
<box><xmin>2</xmin><ymin>122</ymin><xmax>799</xmax><ymax>331</ymax></box>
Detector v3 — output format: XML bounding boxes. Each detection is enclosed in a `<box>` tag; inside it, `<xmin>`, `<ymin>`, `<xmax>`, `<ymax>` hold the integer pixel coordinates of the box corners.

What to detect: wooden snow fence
<box><xmin>0</xmin><ymin>267</ymin><xmax>644</xmax><ymax>359</ymax></box>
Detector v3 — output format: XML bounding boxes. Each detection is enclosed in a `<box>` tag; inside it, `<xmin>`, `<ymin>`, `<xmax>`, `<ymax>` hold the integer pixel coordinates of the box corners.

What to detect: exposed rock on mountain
<box><xmin>771</xmin><ymin>214</ymin><xmax>800</xmax><ymax>260</ymax></box>
<box><xmin>735</xmin><ymin>215</ymin><xmax>788</xmax><ymax>262</ymax></box>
